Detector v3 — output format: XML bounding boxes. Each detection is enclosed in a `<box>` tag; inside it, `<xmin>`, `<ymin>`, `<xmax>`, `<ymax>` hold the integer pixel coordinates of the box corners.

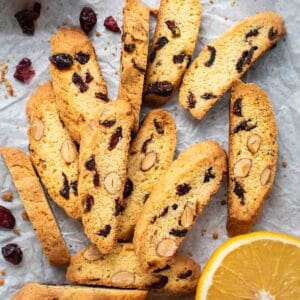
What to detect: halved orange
<box><xmin>196</xmin><ymin>231</ymin><xmax>300</xmax><ymax>300</ymax></box>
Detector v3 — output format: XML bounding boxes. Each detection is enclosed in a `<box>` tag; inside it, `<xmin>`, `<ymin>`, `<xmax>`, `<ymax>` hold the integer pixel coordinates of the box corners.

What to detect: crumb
<box><xmin>230</xmin><ymin>0</ymin><xmax>236</xmax><ymax>6</ymax></box>
<box><xmin>209</xmin><ymin>0</ymin><xmax>214</xmax><ymax>3</ymax></box>
<box><xmin>221</xmin><ymin>199</ymin><xmax>227</xmax><ymax>206</ymax></box>
<box><xmin>21</xmin><ymin>211</ymin><xmax>30</xmax><ymax>221</ymax></box>
<box><xmin>0</xmin><ymin>64</ymin><xmax>8</xmax><ymax>83</ymax></box>
<box><xmin>224</xmin><ymin>17</ymin><xmax>228</xmax><ymax>21</ymax></box>
<box><xmin>212</xmin><ymin>232</ymin><xmax>219</xmax><ymax>240</ymax></box>
<box><xmin>114</xmin><ymin>71</ymin><xmax>118</xmax><ymax>75</ymax></box>
<box><xmin>104</xmin><ymin>47</ymin><xmax>107</xmax><ymax>51</ymax></box>
<box><xmin>62</xmin><ymin>19</ymin><xmax>68</xmax><ymax>25</ymax></box>
<box><xmin>4</xmin><ymin>79</ymin><xmax>14</xmax><ymax>96</ymax></box>
<box><xmin>201</xmin><ymin>229</ymin><xmax>206</xmax><ymax>236</ymax></box>
<box><xmin>13</xmin><ymin>228</ymin><xmax>21</xmax><ymax>236</ymax></box>
<box><xmin>0</xmin><ymin>278</ymin><xmax>4</xmax><ymax>286</ymax></box>
<box><xmin>112</xmin><ymin>53</ymin><xmax>116</xmax><ymax>57</ymax></box>
<box><xmin>1</xmin><ymin>192</ymin><xmax>13</xmax><ymax>202</ymax></box>
<box><xmin>282</xmin><ymin>161</ymin><xmax>287</xmax><ymax>168</ymax></box>
<box><xmin>187</xmin><ymin>251</ymin><xmax>193</xmax><ymax>257</ymax></box>
<box><xmin>4</xmin><ymin>94</ymin><xmax>8</xmax><ymax>100</ymax></box>
<box><xmin>0</xmin><ymin>270</ymin><xmax>6</xmax><ymax>276</ymax></box>
<box><xmin>95</xmin><ymin>31</ymin><xmax>101</xmax><ymax>37</ymax></box>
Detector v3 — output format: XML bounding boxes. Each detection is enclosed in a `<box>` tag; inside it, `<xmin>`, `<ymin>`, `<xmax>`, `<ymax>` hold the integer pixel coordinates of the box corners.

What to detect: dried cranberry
<box><xmin>204</xmin><ymin>167</ymin><xmax>215</xmax><ymax>183</ymax></box>
<box><xmin>236</xmin><ymin>46</ymin><xmax>258</xmax><ymax>73</ymax></box>
<box><xmin>93</xmin><ymin>172</ymin><xmax>100</xmax><ymax>187</ymax></box>
<box><xmin>149</xmin><ymin>50</ymin><xmax>156</xmax><ymax>63</ymax></box>
<box><xmin>115</xmin><ymin>198</ymin><xmax>125</xmax><ymax>216</ymax></box>
<box><xmin>173</xmin><ymin>53</ymin><xmax>185</xmax><ymax>64</ymax></box>
<box><xmin>100</xmin><ymin>119</ymin><xmax>116</xmax><ymax>128</ymax></box>
<box><xmin>187</xmin><ymin>91</ymin><xmax>196</xmax><ymax>108</ymax></box>
<box><xmin>155</xmin><ymin>37</ymin><xmax>169</xmax><ymax>50</ymax></box>
<box><xmin>169</xmin><ymin>228</ymin><xmax>188</xmax><ymax>237</ymax></box>
<box><xmin>245</xmin><ymin>28</ymin><xmax>260</xmax><ymax>40</ymax></box>
<box><xmin>83</xmin><ymin>194</ymin><xmax>94</xmax><ymax>213</ymax></box>
<box><xmin>172</xmin><ymin>204</ymin><xmax>178</xmax><ymax>210</ymax></box>
<box><xmin>109</xmin><ymin>127</ymin><xmax>123</xmax><ymax>150</ymax></box>
<box><xmin>85</xmin><ymin>72</ymin><xmax>94</xmax><ymax>83</ymax></box>
<box><xmin>49</xmin><ymin>54</ymin><xmax>73</xmax><ymax>70</ymax></box>
<box><xmin>75</xmin><ymin>52</ymin><xmax>90</xmax><ymax>65</ymax></box>
<box><xmin>233</xmin><ymin>98</ymin><xmax>243</xmax><ymax>117</ymax></box>
<box><xmin>176</xmin><ymin>183</ymin><xmax>191</xmax><ymax>196</ymax></box>
<box><xmin>80</xmin><ymin>7</ymin><xmax>97</xmax><ymax>34</ymax></box>
<box><xmin>143</xmin><ymin>193</ymin><xmax>150</xmax><ymax>203</ymax></box>
<box><xmin>97</xmin><ymin>224</ymin><xmax>111</xmax><ymax>237</ymax></box>
<box><xmin>72</xmin><ymin>72</ymin><xmax>88</xmax><ymax>93</ymax></box>
<box><xmin>178</xmin><ymin>270</ymin><xmax>192</xmax><ymax>279</ymax></box>
<box><xmin>70</xmin><ymin>180</ymin><xmax>78</xmax><ymax>196</ymax></box>
<box><xmin>201</xmin><ymin>93</ymin><xmax>217</xmax><ymax>100</ymax></box>
<box><xmin>124</xmin><ymin>43</ymin><xmax>136</xmax><ymax>53</ymax></box>
<box><xmin>205</xmin><ymin>46</ymin><xmax>216</xmax><ymax>67</ymax></box>
<box><xmin>0</xmin><ymin>206</ymin><xmax>15</xmax><ymax>229</ymax></box>
<box><xmin>60</xmin><ymin>172</ymin><xmax>70</xmax><ymax>199</ymax></box>
<box><xmin>147</xmin><ymin>276</ymin><xmax>168</xmax><ymax>289</ymax></box>
<box><xmin>2</xmin><ymin>243</ymin><xmax>23</xmax><ymax>265</ymax></box>
<box><xmin>151</xmin><ymin>207</ymin><xmax>169</xmax><ymax>224</ymax></box>
<box><xmin>14</xmin><ymin>58</ymin><xmax>35</xmax><ymax>83</ymax></box>
<box><xmin>234</xmin><ymin>119</ymin><xmax>257</xmax><ymax>133</ymax></box>
<box><xmin>234</xmin><ymin>181</ymin><xmax>245</xmax><ymax>205</ymax></box>
<box><xmin>104</xmin><ymin>16</ymin><xmax>121</xmax><ymax>33</ymax></box>
<box><xmin>165</xmin><ymin>20</ymin><xmax>180</xmax><ymax>36</ymax></box>
<box><xmin>268</xmin><ymin>27</ymin><xmax>278</xmax><ymax>41</ymax></box>
<box><xmin>123</xmin><ymin>178</ymin><xmax>133</xmax><ymax>198</ymax></box>
<box><xmin>154</xmin><ymin>119</ymin><xmax>164</xmax><ymax>134</ymax></box>
<box><xmin>85</xmin><ymin>155</ymin><xmax>96</xmax><ymax>171</ymax></box>
<box><xmin>141</xmin><ymin>135</ymin><xmax>153</xmax><ymax>153</ymax></box>
<box><xmin>95</xmin><ymin>92</ymin><xmax>109</xmax><ymax>101</ymax></box>
<box><xmin>145</xmin><ymin>81</ymin><xmax>173</xmax><ymax>97</ymax></box>
<box><xmin>14</xmin><ymin>2</ymin><xmax>41</xmax><ymax>35</ymax></box>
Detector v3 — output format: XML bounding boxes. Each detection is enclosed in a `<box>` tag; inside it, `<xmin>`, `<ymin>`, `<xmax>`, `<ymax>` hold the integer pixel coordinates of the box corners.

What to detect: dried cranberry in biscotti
<box><xmin>0</xmin><ymin>205</ymin><xmax>15</xmax><ymax>229</ymax></box>
<box><xmin>205</xmin><ymin>46</ymin><xmax>216</xmax><ymax>67</ymax></box>
<box><xmin>123</xmin><ymin>178</ymin><xmax>133</xmax><ymax>198</ymax></box>
<box><xmin>187</xmin><ymin>91</ymin><xmax>196</xmax><ymax>108</ymax></box>
<box><xmin>176</xmin><ymin>183</ymin><xmax>191</xmax><ymax>196</ymax></box>
<box><xmin>14</xmin><ymin>58</ymin><xmax>35</xmax><ymax>83</ymax></box>
<box><xmin>2</xmin><ymin>243</ymin><xmax>23</xmax><ymax>265</ymax></box>
<box><xmin>109</xmin><ymin>127</ymin><xmax>123</xmax><ymax>150</ymax></box>
<box><xmin>49</xmin><ymin>54</ymin><xmax>73</xmax><ymax>70</ymax></box>
<box><xmin>204</xmin><ymin>167</ymin><xmax>215</xmax><ymax>183</ymax></box>
<box><xmin>75</xmin><ymin>52</ymin><xmax>90</xmax><ymax>64</ymax></box>
<box><xmin>80</xmin><ymin>7</ymin><xmax>97</xmax><ymax>34</ymax></box>
<box><xmin>145</xmin><ymin>81</ymin><xmax>173</xmax><ymax>97</ymax></box>
<box><xmin>104</xmin><ymin>16</ymin><xmax>121</xmax><ymax>33</ymax></box>
<box><xmin>233</xmin><ymin>98</ymin><xmax>243</xmax><ymax>117</ymax></box>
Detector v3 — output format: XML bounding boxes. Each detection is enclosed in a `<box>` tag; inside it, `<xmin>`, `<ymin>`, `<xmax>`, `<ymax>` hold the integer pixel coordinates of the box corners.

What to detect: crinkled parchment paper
<box><xmin>0</xmin><ymin>0</ymin><xmax>299</xmax><ymax>299</ymax></box>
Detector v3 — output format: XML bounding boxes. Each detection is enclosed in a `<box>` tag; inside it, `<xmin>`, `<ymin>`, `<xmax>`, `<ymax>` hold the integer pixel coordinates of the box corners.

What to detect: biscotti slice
<box><xmin>118</xmin><ymin>109</ymin><xmax>176</xmax><ymax>241</ymax></box>
<box><xmin>66</xmin><ymin>243</ymin><xmax>200</xmax><ymax>294</ymax></box>
<box><xmin>27</xmin><ymin>81</ymin><xmax>81</xmax><ymax>219</ymax></box>
<box><xmin>179</xmin><ymin>12</ymin><xmax>285</xmax><ymax>119</ymax></box>
<box><xmin>144</xmin><ymin>0</ymin><xmax>202</xmax><ymax>106</ymax></box>
<box><xmin>0</xmin><ymin>148</ymin><xmax>70</xmax><ymax>265</ymax></box>
<box><xmin>118</xmin><ymin>0</ymin><xmax>150</xmax><ymax>131</ymax></box>
<box><xmin>50</xmin><ymin>27</ymin><xmax>108</xmax><ymax>142</ymax></box>
<box><xmin>12</xmin><ymin>283</ymin><xmax>148</xmax><ymax>300</ymax></box>
<box><xmin>79</xmin><ymin>100</ymin><xmax>134</xmax><ymax>254</ymax></box>
<box><xmin>227</xmin><ymin>80</ymin><xmax>278</xmax><ymax>236</ymax></box>
<box><xmin>134</xmin><ymin>141</ymin><xmax>227</xmax><ymax>272</ymax></box>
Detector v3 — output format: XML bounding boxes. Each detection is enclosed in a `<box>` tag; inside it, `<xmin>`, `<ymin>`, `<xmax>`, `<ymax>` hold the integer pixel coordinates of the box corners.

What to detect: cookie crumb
<box><xmin>13</xmin><ymin>228</ymin><xmax>21</xmax><ymax>236</ymax></box>
<box><xmin>221</xmin><ymin>199</ymin><xmax>227</xmax><ymax>206</ymax></box>
<box><xmin>212</xmin><ymin>232</ymin><xmax>219</xmax><ymax>240</ymax></box>
<box><xmin>95</xmin><ymin>31</ymin><xmax>101</xmax><ymax>37</ymax></box>
<box><xmin>0</xmin><ymin>270</ymin><xmax>6</xmax><ymax>276</ymax></box>
<box><xmin>62</xmin><ymin>19</ymin><xmax>68</xmax><ymax>25</ymax></box>
<box><xmin>4</xmin><ymin>79</ymin><xmax>14</xmax><ymax>96</ymax></box>
<box><xmin>282</xmin><ymin>161</ymin><xmax>287</xmax><ymax>168</ymax></box>
<box><xmin>21</xmin><ymin>211</ymin><xmax>30</xmax><ymax>221</ymax></box>
<box><xmin>187</xmin><ymin>251</ymin><xmax>193</xmax><ymax>257</ymax></box>
<box><xmin>209</xmin><ymin>0</ymin><xmax>214</xmax><ymax>3</ymax></box>
<box><xmin>201</xmin><ymin>229</ymin><xmax>206</xmax><ymax>236</ymax></box>
<box><xmin>0</xmin><ymin>278</ymin><xmax>4</xmax><ymax>286</ymax></box>
<box><xmin>230</xmin><ymin>0</ymin><xmax>236</xmax><ymax>6</ymax></box>
<box><xmin>1</xmin><ymin>192</ymin><xmax>13</xmax><ymax>202</ymax></box>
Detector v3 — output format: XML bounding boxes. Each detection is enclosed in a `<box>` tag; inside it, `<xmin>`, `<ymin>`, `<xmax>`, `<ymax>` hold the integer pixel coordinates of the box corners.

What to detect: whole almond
<box><xmin>141</xmin><ymin>151</ymin><xmax>157</xmax><ymax>172</ymax></box>
<box><xmin>104</xmin><ymin>172</ymin><xmax>122</xmax><ymax>194</ymax></box>
<box><xmin>247</xmin><ymin>134</ymin><xmax>261</xmax><ymax>154</ymax></box>
<box><xmin>181</xmin><ymin>202</ymin><xmax>195</xmax><ymax>228</ymax></box>
<box><xmin>233</xmin><ymin>158</ymin><xmax>252</xmax><ymax>178</ymax></box>
<box><xmin>260</xmin><ymin>167</ymin><xmax>271</xmax><ymax>186</ymax></box>
<box><xmin>111</xmin><ymin>271</ymin><xmax>135</xmax><ymax>286</ymax></box>
<box><xmin>31</xmin><ymin>118</ymin><xmax>44</xmax><ymax>141</ymax></box>
<box><xmin>156</xmin><ymin>238</ymin><xmax>177</xmax><ymax>257</ymax></box>
<box><xmin>60</xmin><ymin>139</ymin><xmax>77</xmax><ymax>163</ymax></box>
<box><xmin>83</xmin><ymin>245</ymin><xmax>102</xmax><ymax>261</ymax></box>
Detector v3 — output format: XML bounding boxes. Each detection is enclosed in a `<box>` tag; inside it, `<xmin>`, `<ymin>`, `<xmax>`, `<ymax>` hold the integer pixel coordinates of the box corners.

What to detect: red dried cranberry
<box><xmin>14</xmin><ymin>2</ymin><xmax>41</xmax><ymax>35</ymax></box>
<box><xmin>97</xmin><ymin>225</ymin><xmax>111</xmax><ymax>237</ymax></box>
<box><xmin>204</xmin><ymin>167</ymin><xmax>215</xmax><ymax>183</ymax></box>
<box><xmin>109</xmin><ymin>127</ymin><xmax>123</xmax><ymax>150</ymax></box>
<box><xmin>165</xmin><ymin>20</ymin><xmax>180</xmax><ymax>36</ymax></box>
<box><xmin>154</xmin><ymin>119</ymin><xmax>164</xmax><ymax>134</ymax></box>
<box><xmin>93</xmin><ymin>172</ymin><xmax>100</xmax><ymax>187</ymax></box>
<box><xmin>236</xmin><ymin>46</ymin><xmax>258</xmax><ymax>73</ymax></box>
<box><xmin>173</xmin><ymin>53</ymin><xmax>186</xmax><ymax>64</ymax></box>
<box><xmin>72</xmin><ymin>72</ymin><xmax>88</xmax><ymax>93</ymax></box>
<box><xmin>49</xmin><ymin>54</ymin><xmax>73</xmax><ymax>70</ymax></box>
<box><xmin>114</xmin><ymin>198</ymin><xmax>125</xmax><ymax>216</ymax></box>
<box><xmin>178</xmin><ymin>270</ymin><xmax>192</xmax><ymax>279</ymax></box>
<box><xmin>155</xmin><ymin>37</ymin><xmax>169</xmax><ymax>50</ymax></box>
<box><xmin>169</xmin><ymin>228</ymin><xmax>188</xmax><ymax>237</ymax></box>
<box><xmin>176</xmin><ymin>183</ymin><xmax>191</xmax><ymax>196</ymax></box>
<box><xmin>75</xmin><ymin>52</ymin><xmax>90</xmax><ymax>65</ymax></box>
<box><xmin>233</xmin><ymin>97</ymin><xmax>243</xmax><ymax>117</ymax></box>
<box><xmin>83</xmin><ymin>194</ymin><xmax>94</xmax><ymax>213</ymax></box>
<box><xmin>201</xmin><ymin>93</ymin><xmax>217</xmax><ymax>100</ymax></box>
<box><xmin>268</xmin><ymin>27</ymin><xmax>278</xmax><ymax>41</ymax></box>
<box><xmin>100</xmin><ymin>120</ymin><xmax>116</xmax><ymax>128</ymax></box>
<box><xmin>14</xmin><ymin>58</ymin><xmax>35</xmax><ymax>83</ymax></box>
<box><xmin>70</xmin><ymin>180</ymin><xmax>78</xmax><ymax>196</ymax></box>
<box><xmin>0</xmin><ymin>205</ymin><xmax>16</xmax><ymax>229</ymax></box>
<box><xmin>124</xmin><ymin>43</ymin><xmax>136</xmax><ymax>53</ymax></box>
<box><xmin>145</xmin><ymin>81</ymin><xmax>173</xmax><ymax>97</ymax></box>
<box><xmin>205</xmin><ymin>46</ymin><xmax>216</xmax><ymax>67</ymax></box>
<box><xmin>85</xmin><ymin>72</ymin><xmax>94</xmax><ymax>83</ymax></box>
<box><xmin>95</xmin><ymin>92</ymin><xmax>109</xmax><ymax>101</ymax></box>
<box><xmin>245</xmin><ymin>28</ymin><xmax>260</xmax><ymax>40</ymax></box>
<box><xmin>60</xmin><ymin>172</ymin><xmax>70</xmax><ymax>199</ymax></box>
<box><xmin>149</xmin><ymin>50</ymin><xmax>156</xmax><ymax>63</ymax></box>
<box><xmin>2</xmin><ymin>243</ymin><xmax>23</xmax><ymax>265</ymax></box>
<box><xmin>104</xmin><ymin>16</ymin><xmax>121</xmax><ymax>33</ymax></box>
<box><xmin>234</xmin><ymin>181</ymin><xmax>245</xmax><ymax>205</ymax></box>
<box><xmin>234</xmin><ymin>119</ymin><xmax>257</xmax><ymax>133</ymax></box>
<box><xmin>123</xmin><ymin>178</ymin><xmax>133</xmax><ymax>198</ymax></box>
<box><xmin>187</xmin><ymin>91</ymin><xmax>196</xmax><ymax>109</ymax></box>
<box><xmin>85</xmin><ymin>155</ymin><xmax>96</xmax><ymax>171</ymax></box>
<box><xmin>80</xmin><ymin>7</ymin><xmax>97</xmax><ymax>34</ymax></box>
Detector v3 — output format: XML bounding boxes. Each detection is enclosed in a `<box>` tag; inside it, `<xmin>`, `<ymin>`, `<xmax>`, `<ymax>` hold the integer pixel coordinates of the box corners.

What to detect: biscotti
<box><xmin>79</xmin><ymin>100</ymin><xmax>134</xmax><ymax>254</ymax></box>
<box><xmin>134</xmin><ymin>141</ymin><xmax>227</xmax><ymax>272</ymax></box>
<box><xmin>50</xmin><ymin>27</ymin><xmax>108</xmax><ymax>142</ymax></box>
<box><xmin>0</xmin><ymin>148</ymin><xmax>70</xmax><ymax>265</ymax></box>
<box><xmin>118</xmin><ymin>109</ymin><xmax>176</xmax><ymax>241</ymax></box>
<box><xmin>118</xmin><ymin>0</ymin><xmax>150</xmax><ymax>131</ymax></box>
<box><xmin>227</xmin><ymin>80</ymin><xmax>278</xmax><ymax>236</ymax></box>
<box><xmin>12</xmin><ymin>283</ymin><xmax>148</xmax><ymax>300</ymax></box>
<box><xmin>179</xmin><ymin>12</ymin><xmax>285</xmax><ymax>119</ymax></box>
<box><xmin>27</xmin><ymin>81</ymin><xmax>81</xmax><ymax>219</ymax></box>
<box><xmin>144</xmin><ymin>0</ymin><xmax>202</xmax><ymax>106</ymax></box>
<box><xmin>66</xmin><ymin>243</ymin><xmax>200</xmax><ymax>294</ymax></box>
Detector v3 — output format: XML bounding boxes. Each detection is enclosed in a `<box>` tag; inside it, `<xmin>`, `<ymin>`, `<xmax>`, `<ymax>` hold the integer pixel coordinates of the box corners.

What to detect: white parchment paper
<box><xmin>0</xmin><ymin>0</ymin><xmax>299</xmax><ymax>299</ymax></box>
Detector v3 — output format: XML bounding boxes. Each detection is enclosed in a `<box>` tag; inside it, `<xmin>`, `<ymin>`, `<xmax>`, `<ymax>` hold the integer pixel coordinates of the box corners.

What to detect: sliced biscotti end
<box><xmin>227</xmin><ymin>80</ymin><xmax>278</xmax><ymax>237</ymax></box>
<box><xmin>50</xmin><ymin>27</ymin><xmax>108</xmax><ymax>142</ymax></box>
<box><xmin>0</xmin><ymin>147</ymin><xmax>70</xmax><ymax>265</ymax></box>
<box><xmin>12</xmin><ymin>283</ymin><xmax>148</xmax><ymax>300</ymax></box>
<box><xmin>143</xmin><ymin>0</ymin><xmax>202</xmax><ymax>106</ymax></box>
<box><xmin>179</xmin><ymin>12</ymin><xmax>285</xmax><ymax>120</ymax></box>
<box><xmin>134</xmin><ymin>141</ymin><xmax>227</xmax><ymax>272</ymax></box>
<box><xmin>66</xmin><ymin>243</ymin><xmax>200</xmax><ymax>294</ymax></box>
<box><xmin>118</xmin><ymin>109</ymin><xmax>176</xmax><ymax>241</ymax></box>
<box><xmin>79</xmin><ymin>100</ymin><xmax>134</xmax><ymax>254</ymax></box>
<box><xmin>27</xmin><ymin>82</ymin><xmax>81</xmax><ymax>219</ymax></box>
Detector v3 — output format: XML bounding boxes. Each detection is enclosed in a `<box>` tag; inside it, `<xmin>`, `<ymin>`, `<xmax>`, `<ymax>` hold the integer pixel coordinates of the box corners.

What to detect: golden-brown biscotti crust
<box><xmin>27</xmin><ymin>81</ymin><xmax>81</xmax><ymax>219</ymax></box>
<box><xmin>134</xmin><ymin>141</ymin><xmax>227</xmax><ymax>272</ymax></box>
<box><xmin>0</xmin><ymin>148</ymin><xmax>70</xmax><ymax>265</ymax></box>
<box><xmin>12</xmin><ymin>283</ymin><xmax>148</xmax><ymax>300</ymax></box>
<box><xmin>118</xmin><ymin>0</ymin><xmax>150</xmax><ymax>131</ymax></box>
<box><xmin>144</xmin><ymin>0</ymin><xmax>202</xmax><ymax>106</ymax></box>
<box><xmin>227</xmin><ymin>80</ymin><xmax>278</xmax><ymax>237</ymax></box>
<box><xmin>179</xmin><ymin>12</ymin><xmax>285</xmax><ymax>120</ymax></box>
<box><xmin>66</xmin><ymin>243</ymin><xmax>200</xmax><ymax>294</ymax></box>
<box><xmin>50</xmin><ymin>27</ymin><xmax>108</xmax><ymax>142</ymax></box>
<box><xmin>79</xmin><ymin>100</ymin><xmax>134</xmax><ymax>254</ymax></box>
<box><xmin>118</xmin><ymin>109</ymin><xmax>176</xmax><ymax>241</ymax></box>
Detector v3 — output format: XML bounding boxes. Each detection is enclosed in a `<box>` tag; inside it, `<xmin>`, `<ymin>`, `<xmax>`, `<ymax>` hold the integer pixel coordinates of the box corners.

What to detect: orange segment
<box><xmin>196</xmin><ymin>232</ymin><xmax>300</xmax><ymax>300</ymax></box>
